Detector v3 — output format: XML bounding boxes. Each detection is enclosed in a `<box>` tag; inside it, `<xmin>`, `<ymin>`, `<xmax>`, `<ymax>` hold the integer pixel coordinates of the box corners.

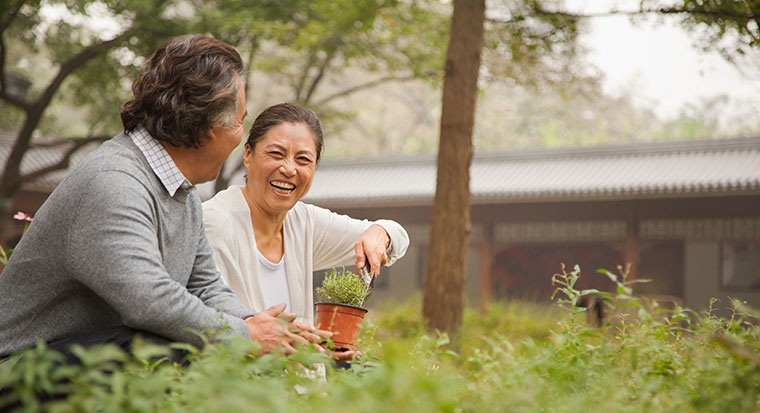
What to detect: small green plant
<box><xmin>316</xmin><ymin>268</ymin><xmax>371</xmax><ymax>307</ymax></box>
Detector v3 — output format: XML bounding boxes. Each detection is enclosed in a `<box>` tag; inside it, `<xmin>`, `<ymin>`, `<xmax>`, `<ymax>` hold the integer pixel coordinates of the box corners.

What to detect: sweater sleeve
<box><xmin>307</xmin><ymin>203</ymin><xmax>410</xmax><ymax>271</ymax></box>
<box><xmin>65</xmin><ymin>172</ymin><xmax>250</xmax><ymax>346</ymax></box>
<box><xmin>187</xmin><ymin>222</ymin><xmax>256</xmax><ymax>322</ymax></box>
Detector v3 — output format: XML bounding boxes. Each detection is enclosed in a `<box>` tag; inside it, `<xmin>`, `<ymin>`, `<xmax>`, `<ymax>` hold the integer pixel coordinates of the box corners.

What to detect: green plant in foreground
<box><xmin>3</xmin><ymin>264</ymin><xmax>760</xmax><ymax>412</ymax></box>
<box><xmin>316</xmin><ymin>267</ymin><xmax>371</xmax><ymax>307</ymax></box>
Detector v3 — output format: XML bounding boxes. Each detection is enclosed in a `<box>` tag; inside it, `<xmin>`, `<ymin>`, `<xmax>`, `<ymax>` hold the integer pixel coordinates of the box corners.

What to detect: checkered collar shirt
<box><xmin>128</xmin><ymin>126</ymin><xmax>193</xmax><ymax>197</ymax></box>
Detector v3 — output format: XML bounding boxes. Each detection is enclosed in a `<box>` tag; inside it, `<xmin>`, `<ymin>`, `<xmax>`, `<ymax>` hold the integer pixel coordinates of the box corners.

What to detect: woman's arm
<box><xmin>307</xmin><ymin>203</ymin><xmax>409</xmax><ymax>274</ymax></box>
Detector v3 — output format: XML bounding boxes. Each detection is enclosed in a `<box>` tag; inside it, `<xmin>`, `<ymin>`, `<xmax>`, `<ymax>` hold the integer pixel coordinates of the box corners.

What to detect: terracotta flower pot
<box><xmin>315</xmin><ymin>302</ymin><xmax>368</xmax><ymax>351</ymax></box>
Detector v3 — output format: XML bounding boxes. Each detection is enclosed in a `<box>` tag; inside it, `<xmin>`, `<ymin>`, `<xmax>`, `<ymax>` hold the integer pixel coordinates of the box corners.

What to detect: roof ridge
<box><xmin>316</xmin><ymin>136</ymin><xmax>760</xmax><ymax>168</ymax></box>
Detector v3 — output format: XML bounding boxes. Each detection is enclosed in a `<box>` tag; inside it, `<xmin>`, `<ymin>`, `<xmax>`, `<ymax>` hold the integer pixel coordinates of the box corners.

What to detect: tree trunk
<box><xmin>422</xmin><ymin>0</ymin><xmax>485</xmax><ymax>336</ymax></box>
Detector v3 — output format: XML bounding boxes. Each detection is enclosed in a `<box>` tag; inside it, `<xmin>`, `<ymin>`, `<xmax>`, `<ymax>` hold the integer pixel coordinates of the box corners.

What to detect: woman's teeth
<box><xmin>270</xmin><ymin>181</ymin><xmax>295</xmax><ymax>194</ymax></box>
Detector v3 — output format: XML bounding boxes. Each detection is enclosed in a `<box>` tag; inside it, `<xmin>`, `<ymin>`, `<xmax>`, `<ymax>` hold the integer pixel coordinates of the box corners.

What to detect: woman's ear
<box><xmin>243</xmin><ymin>143</ymin><xmax>252</xmax><ymax>169</ymax></box>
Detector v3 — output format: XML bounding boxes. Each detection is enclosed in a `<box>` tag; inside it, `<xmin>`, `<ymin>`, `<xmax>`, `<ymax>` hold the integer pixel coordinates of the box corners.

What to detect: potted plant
<box><xmin>315</xmin><ymin>267</ymin><xmax>372</xmax><ymax>351</ymax></box>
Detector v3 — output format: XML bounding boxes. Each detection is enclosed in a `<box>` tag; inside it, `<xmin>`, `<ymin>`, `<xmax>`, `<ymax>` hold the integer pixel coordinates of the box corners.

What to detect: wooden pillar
<box><xmin>480</xmin><ymin>223</ymin><xmax>493</xmax><ymax>314</ymax></box>
<box><xmin>624</xmin><ymin>219</ymin><xmax>640</xmax><ymax>281</ymax></box>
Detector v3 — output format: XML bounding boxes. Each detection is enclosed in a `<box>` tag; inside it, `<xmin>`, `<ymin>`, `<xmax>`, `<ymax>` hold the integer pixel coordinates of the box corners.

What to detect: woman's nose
<box><xmin>279</xmin><ymin>159</ymin><xmax>297</xmax><ymax>176</ymax></box>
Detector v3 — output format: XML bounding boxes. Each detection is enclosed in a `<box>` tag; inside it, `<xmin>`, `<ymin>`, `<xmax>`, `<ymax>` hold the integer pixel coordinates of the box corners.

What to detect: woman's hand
<box><xmin>330</xmin><ymin>348</ymin><xmax>360</xmax><ymax>363</ymax></box>
<box><xmin>354</xmin><ymin>224</ymin><xmax>390</xmax><ymax>277</ymax></box>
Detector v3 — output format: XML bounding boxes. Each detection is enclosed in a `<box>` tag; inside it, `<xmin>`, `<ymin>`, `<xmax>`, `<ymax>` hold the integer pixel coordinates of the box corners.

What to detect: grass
<box><xmin>1</xmin><ymin>265</ymin><xmax>759</xmax><ymax>412</ymax></box>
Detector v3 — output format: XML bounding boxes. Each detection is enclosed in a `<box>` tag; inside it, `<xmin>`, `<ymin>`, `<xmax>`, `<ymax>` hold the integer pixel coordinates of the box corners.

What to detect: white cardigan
<box><xmin>202</xmin><ymin>186</ymin><xmax>410</xmax><ymax>325</ymax></box>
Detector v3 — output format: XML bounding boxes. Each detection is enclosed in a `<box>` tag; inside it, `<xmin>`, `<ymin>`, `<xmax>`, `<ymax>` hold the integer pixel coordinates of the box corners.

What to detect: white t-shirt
<box><xmin>256</xmin><ymin>249</ymin><xmax>292</xmax><ymax>312</ymax></box>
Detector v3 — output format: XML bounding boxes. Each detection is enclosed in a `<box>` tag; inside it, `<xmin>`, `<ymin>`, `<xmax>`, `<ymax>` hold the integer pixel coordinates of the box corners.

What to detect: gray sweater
<box><xmin>0</xmin><ymin>133</ymin><xmax>254</xmax><ymax>356</ymax></box>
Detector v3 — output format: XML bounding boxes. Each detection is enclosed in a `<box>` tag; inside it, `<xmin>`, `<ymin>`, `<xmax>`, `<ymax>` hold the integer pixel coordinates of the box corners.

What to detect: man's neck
<box><xmin>161</xmin><ymin>142</ymin><xmax>207</xmax><ymax>185</ymax></box>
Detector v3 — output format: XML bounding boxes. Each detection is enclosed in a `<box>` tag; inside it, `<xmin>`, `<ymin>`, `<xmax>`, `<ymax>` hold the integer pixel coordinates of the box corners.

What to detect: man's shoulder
<box><xmin>65</xmin><ymin>133</ymin><xmax>154</xmax><ymax>191</ymax></box>
<box><xmin>78</xmin><ymin>133</ymin><xmax>147</xmax><ymax>175</ymax></box>
<box><xmin>40</xmin><ymin>134</ymin><xmax>160</xmax><ymax>218</ymax></box>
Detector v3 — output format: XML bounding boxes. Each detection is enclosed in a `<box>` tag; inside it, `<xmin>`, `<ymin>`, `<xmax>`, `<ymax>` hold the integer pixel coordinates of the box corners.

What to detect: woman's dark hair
<box><xmin>246</xmin><ymin>103</ymin><xmax>324</xmax><ymax>163</ymax></box>
<box><xmin>120</xmin><ymin>34</ymin><xmax>244</xmax><ymax>148</ymax></box>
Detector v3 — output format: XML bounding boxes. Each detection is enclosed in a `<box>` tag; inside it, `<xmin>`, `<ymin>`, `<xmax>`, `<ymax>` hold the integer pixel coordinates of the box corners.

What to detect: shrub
<box><xmin>315</xmin><ymin>267</ymin><xmax>371</xmax><ymax>307</ymax></box>
<box><xmin>2</xmin><ymin>264</ymin><xmax>759</xmax><ymax>412</ymax></box>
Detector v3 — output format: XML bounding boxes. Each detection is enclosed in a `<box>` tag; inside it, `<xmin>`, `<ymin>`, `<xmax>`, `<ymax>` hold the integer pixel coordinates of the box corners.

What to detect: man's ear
<box><xmin>205</xmin><ymin>127</ymin><xmax>218</xmax><ymax>144</ymax></box>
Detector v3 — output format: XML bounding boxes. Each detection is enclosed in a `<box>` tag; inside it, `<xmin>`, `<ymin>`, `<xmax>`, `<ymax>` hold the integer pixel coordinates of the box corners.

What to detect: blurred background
<box><xmin>1</xmin><ymin>0</ymin><xmax>758</xmax><ymax>314</ymax></box>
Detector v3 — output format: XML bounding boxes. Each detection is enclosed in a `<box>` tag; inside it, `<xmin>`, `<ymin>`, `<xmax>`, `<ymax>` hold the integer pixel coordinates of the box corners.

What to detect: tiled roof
<box><xmin>2</xmin><ymin>131</ymin><xmax>759</xmax><ymax>204</ymax></box>
<box><xmin>303</xmin><ymin>137</ymin><xmax>760</xmax><ymax>208</ymax></box>
<box><xmin>0</xmin><ymin>131</ymin><xmax>102</xmax><ymax>192</ymax></box>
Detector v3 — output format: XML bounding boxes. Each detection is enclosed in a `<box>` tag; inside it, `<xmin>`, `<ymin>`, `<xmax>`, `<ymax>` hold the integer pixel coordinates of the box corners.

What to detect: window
<box><xmin>721</xmin><ymin>242</ymin><xmax>760</xmax><ymax>290</ymax></box>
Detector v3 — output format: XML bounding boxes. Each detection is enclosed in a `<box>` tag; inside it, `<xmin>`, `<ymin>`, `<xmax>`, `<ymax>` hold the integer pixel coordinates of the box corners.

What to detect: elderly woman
<box><xmin>202</xmin><ymin>103</ymin><xmax>409</xmax><ymax>330</ymax></box>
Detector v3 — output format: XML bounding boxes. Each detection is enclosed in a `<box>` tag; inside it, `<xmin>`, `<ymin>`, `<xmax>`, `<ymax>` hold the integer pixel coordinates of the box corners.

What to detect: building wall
<box><xmin>320</xmin><ymin>197</ymin><xmax>760</xmax><ymax>312</ymax></box>
<box><xmin>684</xmin><ymin>242</ymin><xmax>760</xmax><ymax>314</ymax></box>
<box><xmin>353</xmin><ymin>243</ymin><xmax>481</xmax><ymax>310</ymax></box>
<box><xmin>360</xmin><ymin>239</ymin><xmax>760</xmax><ymax>313</ymax></box>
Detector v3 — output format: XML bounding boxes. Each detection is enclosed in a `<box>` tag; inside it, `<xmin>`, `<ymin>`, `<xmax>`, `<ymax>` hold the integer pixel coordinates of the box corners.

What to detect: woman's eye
<box><xmin>298</xmin><ymin>157</ymin><xmax>312</xmax><ymax>163</ymax></box>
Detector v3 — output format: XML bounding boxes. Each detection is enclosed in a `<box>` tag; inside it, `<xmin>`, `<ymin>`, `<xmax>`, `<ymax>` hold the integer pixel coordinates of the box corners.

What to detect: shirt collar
<box><xmin>127</xmin><ymin>126</ymin><xmax>193</xmax><ymax>197</ymax></box>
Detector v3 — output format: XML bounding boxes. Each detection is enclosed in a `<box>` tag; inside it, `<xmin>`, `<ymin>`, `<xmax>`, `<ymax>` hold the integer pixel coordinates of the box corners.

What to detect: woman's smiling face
<box><xmin>244</xmin><ymin>121</ymin><xmax>318</xmax><ymax>216</ymax></box>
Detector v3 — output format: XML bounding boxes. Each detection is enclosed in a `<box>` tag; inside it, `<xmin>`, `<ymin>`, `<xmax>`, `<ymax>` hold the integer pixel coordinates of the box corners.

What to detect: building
<box><xmin>304</xmin><ymin>137</ymin><xmax>760</xmax><ymax>312</ymax></box>
<box><xmin>3</xmin><ymin>132</ymin><xmax>759</xmax><ymax>312</ymax></box>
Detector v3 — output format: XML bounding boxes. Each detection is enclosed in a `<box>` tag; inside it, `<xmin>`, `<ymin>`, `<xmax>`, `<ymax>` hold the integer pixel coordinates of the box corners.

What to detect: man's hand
<box><xmin>245</xmin><ymin>303</ymin><xmax>332</xmax><ymax>354</ymax></box>
<box><xmin>354</xmin><ymin>224</ymin><xmax>390</xmax><ymax>277</ymax></box>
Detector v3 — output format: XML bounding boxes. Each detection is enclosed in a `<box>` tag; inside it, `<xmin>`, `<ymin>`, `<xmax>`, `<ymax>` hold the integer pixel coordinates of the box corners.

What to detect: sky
<box><xmin>567</xmin><ymin>0</ymin><xmax>758</xmax><ymax>118</ymax></box>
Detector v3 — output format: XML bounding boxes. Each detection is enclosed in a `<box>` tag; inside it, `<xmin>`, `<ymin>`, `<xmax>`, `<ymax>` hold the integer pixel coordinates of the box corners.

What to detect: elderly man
<box><xmin>0</xmin><ymin>35</ymin><xmax>322</xmax><ymax>359</ymax></box>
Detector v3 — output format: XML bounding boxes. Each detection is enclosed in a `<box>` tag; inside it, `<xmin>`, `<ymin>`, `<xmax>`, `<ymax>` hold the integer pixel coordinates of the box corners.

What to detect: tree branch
<box><xmin>0</xmin><ymin>0</ymin><xmax>30</xmax><ymax>108</ymax></box>
<box><xmin>0</xmin><ymin>0</ymin><xmax>27</xmax><ymax>33</ymax></box>
<box><xmin>37</xmin><ymin>30</ymin><xmax>134</xmax><ymax>119</ymax></box>
<box><xmin>2</xmin><ymin>29</ymin><xmax>134</xmax><ymax>196</ymax></box>
<box><xmin>0</xmin><ymin>86</ymin><xmax>31</xmax><ymax>110</ymax></box>
<box><xmin>302</xmin><ymin>47</ymin><xmax>339</xmax><ymax>104</ymax></box>
<box><xmin>243</xmin><ymin>34</ymin><xmax>259</xmax><ymax>99</ymax></box>
<box><xmin>29</xmin><ymin>135</ymin><xmax>111</xmax><ymax>149</ymax></box>
<box><xmin>294</xmin><ymin>49</ymin><xmax>318</xmax><ymax>103</ymax></box>
<box><xmin>485</xmin><ymin>7</ymin><xmax>760</xmax><ymax>24</ymax></box>
<box><xmin>313</xmin><ymin>72</ymin><xmax>433</xmax><ymax>106</ymax></box>
<box><xmin>19</xmin><ymin>136</ymin><xmax>108</xmax><ymax>184</ymax></box>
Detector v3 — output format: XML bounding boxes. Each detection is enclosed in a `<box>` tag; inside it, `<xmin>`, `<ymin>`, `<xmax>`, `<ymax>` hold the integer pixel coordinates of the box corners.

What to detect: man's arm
<box><xmin>186</xmin><ymin>224</ymin><xmax>255</xmax><ymax>323</ymax></box>
<box><xmin>65</xmin><ymin>172</ymin><xmax>249</xmax><ymax>347</ymax></box>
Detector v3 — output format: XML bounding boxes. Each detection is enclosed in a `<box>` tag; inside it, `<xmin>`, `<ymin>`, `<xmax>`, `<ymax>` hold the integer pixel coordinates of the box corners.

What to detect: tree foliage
<box><xmin>648</xmin><ymin>0</ymin><xmax>760</xmax><ymax>63</ymax></box>
<box><xmin>0</xmin><ymin>0</ymin><xmax>191</xmax><ymax>227</ymax></box>
<box><xmin>0</xmin><ymin>0</ymin><xmax>758</xmax><ymax>236</ymax></box>
<box><xmin>193</xmin><ymin>0</ymin><xmax>451</xmax><ymax>191</ymax></box>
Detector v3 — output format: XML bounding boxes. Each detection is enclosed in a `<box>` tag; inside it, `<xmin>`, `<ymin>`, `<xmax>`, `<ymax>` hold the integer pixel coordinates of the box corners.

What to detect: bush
<box><xmin>1</xmin><ymin>265</ymin><xmax>759</xmax><ymax>412</ymax></box>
